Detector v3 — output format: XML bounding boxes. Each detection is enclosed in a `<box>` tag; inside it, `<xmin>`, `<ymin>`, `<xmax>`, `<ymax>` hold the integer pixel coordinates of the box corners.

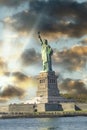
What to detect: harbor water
<box><xmin>0</xmin><ymin>116</ymin><xmax>87</xmax><ymax>130</ymax></box>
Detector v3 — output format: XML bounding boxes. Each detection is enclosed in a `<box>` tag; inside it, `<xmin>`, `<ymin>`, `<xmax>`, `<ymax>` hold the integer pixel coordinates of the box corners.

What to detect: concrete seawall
<box><xmin>0</xmin><ymin>111</ymin><xmax>87</xmax><ymax>119</ymax></box>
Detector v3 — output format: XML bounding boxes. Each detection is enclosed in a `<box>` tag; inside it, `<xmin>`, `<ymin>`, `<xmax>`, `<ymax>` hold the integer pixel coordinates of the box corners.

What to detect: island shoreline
<box><xmin>0</xmin><ymin>111</ymin><xmax>87</xmax><ymax>119</ymax></box>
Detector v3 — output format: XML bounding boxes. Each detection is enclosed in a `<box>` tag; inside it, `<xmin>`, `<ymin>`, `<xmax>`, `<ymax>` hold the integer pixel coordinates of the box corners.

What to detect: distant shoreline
<box><xmin>0</xmin><ymin>111</ymin><xmax>87</xmax><ymax>119</ymax></box>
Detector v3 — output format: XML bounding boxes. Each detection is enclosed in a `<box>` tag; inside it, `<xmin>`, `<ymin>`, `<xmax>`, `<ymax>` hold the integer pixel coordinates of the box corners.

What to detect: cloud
<box><xmin>12</xmin><ymin>71</ymin><xmax>29</xmax><ymax>81</ymax></box>
<box><xmin>3</xmin><ymin>71</ymin><xmax>37</xmax><ymax>90</ymax></box>
<box><xmin>81</xmin><ymin>38</ymin><xmax>87</xmax><ymax>45</ymax></box>
<box><xmin>0</xmin><ymin>57</ymin><xmax>7</xmax><ymax>75</ymax></box>
<box><xmin>0</xmin><ymin>97</ymin><xmax>8</xmax><ymax>103</ymax></box>
<box><xmin>21</xmin><ymin>48</ymin><xmax>41</xmax><ymax>66</ymax></box>
<box><xmin>0</xmin><ymin>40</ymin><xmax>3</xmax><ymax>47</ymax></box>
<box><xmin>4</xmin><ymin>10</ymin><xmax>38</xmax><ymax>35</ymax></box>
<box><xmin>53</xmin><ymin>46</ymin><xmax>87</xmax><ymax>71</ymax></box>
<box><xmin>0</xmin><ymin>71</ymin><xmax>38</xmax><ymax>103</ymax></box>
<box><xmin>59</xmin><ymin>78</ymin><xmax>87</xmax><ymax>94</ymax></box>
<box><xmin>11</xmin><ymin>71</ymin><xmax>38</xmax><ymax>89</ymax></box>
<box><xmin>3</xmin><ymin>0</ymin><xmax>87</xmax><ymax>38</ymax></box>
<box><xmin>0</xmin><ymin>85</ymin><xmax>25</xmax><ymax>99</ymax></box>
<box><xmin>0</xmin><ymin>0</ymin><xmax>27</xmax><ymax>7</ymax></box>
<box><xmin>0</xmin><ymin>58</ymin><xmax>6</xmax><ymax>68</ymax></box>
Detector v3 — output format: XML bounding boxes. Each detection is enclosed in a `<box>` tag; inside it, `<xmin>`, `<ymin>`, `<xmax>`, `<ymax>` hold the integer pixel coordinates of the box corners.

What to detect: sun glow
<box><xmin>0</xmin><ymin>11</ymin><xmax>43</xmax><ymax>76</ymax></box>
<box><xmin>0</xmin><ymin>76</ymin><xmax>13</xmax><ymax>87</ymax></box>
<box><xmin>1</xmin><ymin>29</ymin><xmax>21</xmax><ymax>71</ymax></box>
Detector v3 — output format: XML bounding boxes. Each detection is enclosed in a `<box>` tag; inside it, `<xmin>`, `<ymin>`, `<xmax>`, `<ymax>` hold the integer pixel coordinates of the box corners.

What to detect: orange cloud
<box><xmin>0</xmin><ymin>57</ymin><xmax>7</xmax><ymax>75</ymax></box>
<box><xmin>11</xmin><ymin>72</ymin><xmax>38</xmax><ymax>89</ymax></box>
<box><xmin>59</xmin><ymin>78</ymin><xmax>87</xmax><ymax>95</ymax></box>
<box><xmin>53</xmin><ymin>46</ymin><xmax>87</xmax><ymax>71</ymax></box>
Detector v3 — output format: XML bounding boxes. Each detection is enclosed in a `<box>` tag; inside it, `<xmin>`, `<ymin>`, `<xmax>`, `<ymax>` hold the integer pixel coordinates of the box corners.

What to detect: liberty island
<box><xmin>0</xmin><ymin>33</ymin><xmax>87</xmax><ymax>117</ymax></box>
<box><xmin>8</xmin><ymin>33</ymin><xmax>87</xmax><ymax>114</ymax></box>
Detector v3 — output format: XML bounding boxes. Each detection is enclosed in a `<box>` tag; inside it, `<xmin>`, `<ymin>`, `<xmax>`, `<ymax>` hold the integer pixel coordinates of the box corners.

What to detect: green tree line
<box><xmin>60</xmin><ymin>93</ymin><xmax>87</xmax><ymax>103</ymax></box>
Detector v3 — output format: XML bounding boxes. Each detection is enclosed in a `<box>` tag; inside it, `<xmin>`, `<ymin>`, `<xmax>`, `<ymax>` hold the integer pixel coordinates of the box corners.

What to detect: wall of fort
<box><xmin>0</xmin><ymin>103</ymin><xmax>87</xmax><ymax>113</ymax></box>
<box><xmin>9</xmin><ymin>104</ymin><xmax>36</xmax><ymax>113</ymax></box>
<box><xmin>0</xmin><ymin>105</ymin><xmax>9</xmax><ymax>113</ymax></box>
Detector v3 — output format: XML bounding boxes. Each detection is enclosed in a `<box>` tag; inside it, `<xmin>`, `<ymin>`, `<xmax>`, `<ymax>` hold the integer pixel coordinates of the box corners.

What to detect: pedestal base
<box><xmin>37</xmin><ymin>71</ymin><xmax>60</xmax><ymax>103</ymax></box>
<box><xmin>37</xmin><ymin>103</ymin><xmax>63</xmax><ymax>112</ymax></box>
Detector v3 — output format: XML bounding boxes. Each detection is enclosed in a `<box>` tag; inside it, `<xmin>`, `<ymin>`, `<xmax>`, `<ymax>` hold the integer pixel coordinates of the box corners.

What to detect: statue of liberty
<box><xmin>38</xmin><ymin>32</ymin><xmax>53</xmax><ymax>72</ymax></box>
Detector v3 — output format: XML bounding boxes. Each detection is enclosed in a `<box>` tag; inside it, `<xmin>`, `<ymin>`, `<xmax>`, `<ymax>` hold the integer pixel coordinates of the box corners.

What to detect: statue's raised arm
<box><xmin>38</xmin><ymin>32</ymin><xmax>43</xmax><ymax>45</ymax></box>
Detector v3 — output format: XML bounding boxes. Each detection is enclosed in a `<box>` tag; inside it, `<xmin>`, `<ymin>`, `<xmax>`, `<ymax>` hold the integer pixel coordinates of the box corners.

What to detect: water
<box><xmin>0</xmin><ymin>117</ymin><xmax>87</xmax><ymax>130</ymax></box>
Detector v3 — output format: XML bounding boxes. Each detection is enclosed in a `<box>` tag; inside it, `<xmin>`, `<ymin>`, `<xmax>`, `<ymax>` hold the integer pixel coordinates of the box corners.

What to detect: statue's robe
<box><xmin>41</xmin><ymin>43</ymin><xmax>53</xmax><ymax>71</ymax></box>
<box><xmin>41</xmin><ymin>43</ymin><xmax>48</xmax><ymax>62</ymax></box>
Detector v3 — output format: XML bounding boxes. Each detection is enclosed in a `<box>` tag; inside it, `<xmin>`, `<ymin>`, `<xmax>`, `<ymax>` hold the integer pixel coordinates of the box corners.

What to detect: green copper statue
<box><xmin>38</xmin><ymin>32</ymin><xmax>53</xmax><ymax>72</ymax></box>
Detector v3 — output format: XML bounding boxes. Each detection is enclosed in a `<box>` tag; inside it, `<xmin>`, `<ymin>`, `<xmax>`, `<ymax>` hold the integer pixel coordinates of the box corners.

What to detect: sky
<box><xmin>0</xmin><ymin>0</ymin><xmax>87</xmax><ymax>104</ymax></box>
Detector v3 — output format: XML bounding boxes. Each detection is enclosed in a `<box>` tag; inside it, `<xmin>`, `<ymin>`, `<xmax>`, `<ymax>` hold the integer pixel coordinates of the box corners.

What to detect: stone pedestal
<box><xmin>36</xmin><ymin>71</ymin><xmax>75</xmax><ymax>112</ymax></box>
<box><xmin>37</xmin><ymin>71</ymin><xmax>60</xmax><ymax>103</ymax></box>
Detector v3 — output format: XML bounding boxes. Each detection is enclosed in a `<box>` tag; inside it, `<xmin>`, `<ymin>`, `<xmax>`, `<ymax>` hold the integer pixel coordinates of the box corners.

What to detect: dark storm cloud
<box><xmin>53</xmin><ymin>46</ymin><xmax>87</xmax><ymax>71</ymax></box>
<box><xmin>0</xmin><ymin>85</ymin><xmax>25</xmax><ymax>98</ymax></box>
<box><xmin>4</xmin><ymin>0</ymin><xmax>87</xmax><ymax>38</ymax></box>
<box><xmin>29</xmin><ymin>0</ymin><xmax>87</xmax><ymax>37</ymax></box>
<box><xmin>21</xmin><ymin>48</ymin><xmax>40</xmax><ymax>66</ymax></box>
<box><xmin>0</xmin><ymin>0</ymin><xmax>27</xmax><ymax>7</ymax></box>
<box><xmin>59</xmin><ymin>78</ymin><xmax>87</xmax><ymax>94</ymax></box>
<box><xmin>4</xmin><ymin>10</ymin><xmax>38</xmax><ymax>34</ymax></box>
